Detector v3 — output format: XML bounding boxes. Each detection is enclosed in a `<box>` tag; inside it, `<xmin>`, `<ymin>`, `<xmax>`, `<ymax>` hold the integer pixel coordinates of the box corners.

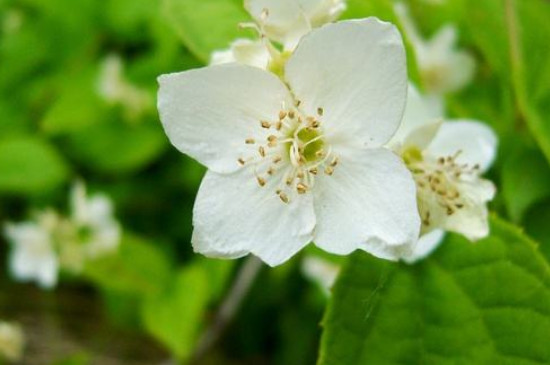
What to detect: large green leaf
<box><xmin>141</xmin><ymin>263</ymin><xmax>210</xmax><ymax>361</ymax></box>
<box><xmin>319</xmin><ymin>216</ymin><xmax>550</xmax><ymax>365</ymax></box>
<box><xmin>162</xmin><ymin>0</ymin><xmax>251</xmax><ymax>63</ymax></box>
<box><xmin>0</xmin><ymin>136</ymin><xmax>69</xmax><ymax>195</ymax></box>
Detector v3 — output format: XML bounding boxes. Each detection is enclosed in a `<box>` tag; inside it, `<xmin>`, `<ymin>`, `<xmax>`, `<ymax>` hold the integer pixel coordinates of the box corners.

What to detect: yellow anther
<box><xmin>245</xmin><ymin>138</ymin><xmax>255</xmax><ymax>144</ymax></box>
<box><xmin>261</xmin><ymin>121</ymin><xmax>271</xmax><ymax>128</ymax></box>
<box><xmin>279</xmin><ymin>111</ymin><xmax>287</xmax><ymax>120</ymax></box>
<box><xmin>279</xmin><ymin>191</ymin><xmax>289</xmax><ymax>203</ymax></box>
<box><xmin>324</xmin><ymin>166</ymin><xmax>334</xmax><ymax>176</ymax></box>
<box><xmin>296</xmin><ymin>183</ymin><xmax>308</xmax><ymax>194</ymax></box>
<box><xmin>257</xmin><ymin>177</ymin><xmax>266</xmax><ymax>187</ymax></box>
<box><xmin>317</xmin><ymin>107</ymin><xmax>324</xmax><ymax>116</ymax></box>
<box><xmin>238</xmin><ymin>158</ymin><xmax>246</xmax><ymax>165</ymax></box>
<box><xmin>259</xmin><ymin>146</ymin><xmax>266</xmax><ymax>157</ymax></box>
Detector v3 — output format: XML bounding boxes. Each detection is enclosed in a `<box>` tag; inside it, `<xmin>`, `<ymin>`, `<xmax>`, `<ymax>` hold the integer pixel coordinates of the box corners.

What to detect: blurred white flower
<box><xmin>389</xmin><ymin>85</ymin><xmax>497</xmax><ymax>262</ymax></box>
<box><xmin>59</xmin><ymin>182</ymin><xmax>121</xmax><ymax>273</ymax></box>
<box><xmin>98</xmin><ymin>54</ymin><xmax>152</xmax><ymax>120</ymax></box>
<box><xmin>159</xmin><ymin>19</ymin><xmax>419</xmax><ymax>266</ymax></box>
<box><xmin>395</xmin><ymin>2</ymin><xmax>475</xmax><ymax>95</ymax></box>
<box><xmin>301</xmin><ymin>256</ymin><xmax>340</xmax><ymax>295</ymax></box>
<box><xmin>0</xmin><ymin>321</ymin><xmax>24</xmax><ymax>362</ymax></box>
<box><xmin>3</xmin><ymin>182</ymin><xmax>121</xmax><ymax>287</ymax></box>
<box><xmin>4</xmin><ymin>211</ymin><xmax>60</xmax><ymax>289</ymax></box>
<box><xmin>211</xmin><ymin>0</ymin><xmax>346</xmax><ymax>70</ymax></box>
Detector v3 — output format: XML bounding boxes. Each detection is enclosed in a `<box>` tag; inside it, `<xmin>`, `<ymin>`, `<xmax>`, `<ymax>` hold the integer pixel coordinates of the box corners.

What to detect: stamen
<box><xmin>278</xmin><ymin>191</ymin><xmax>289</xmax><ymax>203</ymax></box>
<box><xmin>279</xmin><ymin>111</ymin><xmax>287</xmax><ymax>120</ymax></box>
<box><xmin>245</xmin><ymin>138</ymin><xmax>255</xmax><ymax>144</ymax></box>
<box><xmin>260</xmin><ymin>121</ymin><xmax>271</xmax><ymax>128</ymax></box>
<box><xmin>273</xmin><ymin>156</ymin><xmax>282</xmax><ymax>163</ymax></box>
<box><xmin>238</xmin><ymin>158</ymin><xmax>246</xmax><ymax>165</ymax></box>
<box><xmin>317</xmin><ymin>107</ymin><xmax>324</xmax><ymax>116</ymax></box>
<box><xmin>258</xmin><ymin>146</ymin><xmax>266</xmax><ymax>157</ymax></box>
<box><xmin>257</xmin><ymin>177</ymin><xmax>266</xmax><ymax>187</ymax></box>
<box><xmin>296</xmin><ymin>183</ymin><xmax>308</xmax><ymax>194</ymax></box>
<box><xmin>324</xmin><ymin>166</ymin><xmax>334</xmax><ymax>176</ymax></box>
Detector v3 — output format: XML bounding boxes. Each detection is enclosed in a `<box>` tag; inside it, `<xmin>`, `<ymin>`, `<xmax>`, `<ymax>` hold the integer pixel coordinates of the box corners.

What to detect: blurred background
<box><xmin>1</xmin><ymin>0</ymin><xmax>550</xmax><ymax>364</ymax></box>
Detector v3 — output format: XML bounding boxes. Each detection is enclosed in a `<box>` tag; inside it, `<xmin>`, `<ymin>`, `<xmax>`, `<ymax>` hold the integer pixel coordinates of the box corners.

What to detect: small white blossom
<box><xmin>211</xmin><ymin>0</ymin><xmax>346</xmax><ymax>69</ymax></box>
<box><xmin>59</xmin><ymin>182</ymin><xmax>121</xmax><ymax>273</ymax></box>
<box><xmin>389</xmin><ymin>85</ymin><xmax>497</xmax><ymax>262</ymax></box>
<box><xmin>4</xmin><ymin>211</ymin><xmax>60</xmax><ymax>289</ymax></box>
<box><xmin>0</xmin><ymin>321</ymin><xmax>24</xmax><ymax>362</ymax></box>
<box><xmin>159</xmin><ymin>18</ymin><xmax>420</xmax><ymax>266</ymax></box>
<box><xmin>395</xmin><ymin>2</ymin><xmax>475</xmax><ymax>95</ymax></box>
<box><xmin>98</xmin><ymin>54</ymin><xmax>152</xmax><ymax>120</ymax></box>
<box><xmin>3</xmin><ymin>182</ymin><xmax>121</xmax><ymax>287</ymax></box>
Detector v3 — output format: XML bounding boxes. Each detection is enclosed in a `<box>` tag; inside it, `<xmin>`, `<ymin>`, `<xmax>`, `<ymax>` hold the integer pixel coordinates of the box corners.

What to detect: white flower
<box><xmin>97</xmin><ymin>54</ymin><xmax>152</xmax><ymax>120</ymax></box>
<box><xmin>395</xmin><ymin>3</ymin><xmax>475</xmax><ymax>95</ymax></box>
<box><xmin>0</xmin><ymin>321</ymin><xmax>24</xmax><ymax>362</ymax></box>
<box><xmin>4</xmin><ymin>211</ymin><xmax>59</xmax><ymax>289</ymax></box>
<box><xmin>211</xmin><ymin>0</ymin><xmax>346</xmax><ymax>69</ymax></box>
<box><xmin>158</xmin><ymin>18</ymin><xmax>420</xmax><ymax>266</ymax></box>
<box><xmin>59</xmin><ymin>182</ymin><xmax>121</xmax><ymax>273</ymax></box>
<box><xmin>390</xmin><ymin>85</ymin><xmax>497</xmax><ymax>262</ymax></box>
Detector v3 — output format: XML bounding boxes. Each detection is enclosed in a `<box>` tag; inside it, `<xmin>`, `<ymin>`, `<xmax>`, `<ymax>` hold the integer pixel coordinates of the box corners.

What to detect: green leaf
<box><xmin>319</xmin><ymin>216</ymin><xmax>550</xmax><ymax>365</ymax></box>
<box><xmin>502</xmin><ymin>145</ymin><xmax>550</xmax><ymax>222</ymax></box>
<box><xmin>66</xmin><ymin>119</ymin><xmax>167</xmax><ymax>175</ymax></box>
<box><xmin>141</xmin><ymin>263</ymin><xmax>210</xmax><ymax>360</ymax></box>
<box><xmin>83</xmin><ymin>233</ymin><xmax>172</xmax><ymax>296</ymax></box>
<box><xmin>162</xmin><ymin>0</ymin><xmax>252</xmax><ymax>63</ymax></box>
<box><xmin>0</xmin><ymin>136</ymin><xmax>69</xmax><ymax>195</ymax></box>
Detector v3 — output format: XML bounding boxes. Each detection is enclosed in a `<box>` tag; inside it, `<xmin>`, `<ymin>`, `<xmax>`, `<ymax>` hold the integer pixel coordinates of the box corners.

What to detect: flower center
<box><xmin>404</xmin><ymin>147</ymin><xmax>481</xmax><ymax>231</ymax></box>
<box><xmin>237</xmin><ymin>102</ymin><xmax>339</xmax><ymax>203</ymax></box>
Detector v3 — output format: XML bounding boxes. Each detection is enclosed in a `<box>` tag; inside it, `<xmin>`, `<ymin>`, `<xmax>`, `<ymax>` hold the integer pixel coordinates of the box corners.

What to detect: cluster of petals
<box><xmin>3</xmin><ymin>182</ymin><xmax>120</xmax><ymax>288</ymax></box>
<box><xmin>390</xmin><ymin>86</ymin><xmax>497</xmax><ymax>262</ymax></box>
<box><xmin>211</xmin><ymin>0</ymin><xmax>346</xmax><ymax>71</ymax></box>
<box><xmin>158</xmin><ymin>17</ymin><xmax>421</xmax><ymax>266</ymax></box>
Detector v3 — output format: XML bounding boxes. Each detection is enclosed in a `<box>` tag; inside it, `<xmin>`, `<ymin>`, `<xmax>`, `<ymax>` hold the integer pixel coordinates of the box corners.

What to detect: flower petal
<box><xmin>285</xmin><ymin>18</ymin><xmax>408</xmax><ymax>148</ymax></box>
<box><xmin>403</xmin><ymin>229</ymin><xmax>445</xmax><ymax>264</ymax></box>
<box><xmin>312</xmin><ymin>147</ymin><xmax>420</xmax><ymax>260</ymax></box>
<box><xmin>389</xmin><ymin>84</ymin><xmax>443</xmax><ymax>150</ymax></box>
<box><xmin>210</xmin><ymin>39</ymin><xmax>270</xmax><ymax>69</ymax></box>
<box><xmin>427</xmin><ymin>120</ymin><xmax>497</xmax><ymax>172</ymax></box>
<box><xmin>158</xmin><ymin>64</ymin><xmax>293</xmax><ymax>174</ymax></box>
<box><xmin>244</xmin><ymin>0</ymin><xmax>310</xmax><ymax>50</ymax></box>
<box><xmin>192</xmin><ymin>168</ymin><xmax>316</xmax><ymax>266</ymax></box>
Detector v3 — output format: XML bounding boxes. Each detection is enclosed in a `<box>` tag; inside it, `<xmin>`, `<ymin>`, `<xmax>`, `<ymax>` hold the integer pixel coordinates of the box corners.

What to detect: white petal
<box><xmin>192</xmin><ymin>168</ymin><xmax>315</xmax><ymax>266</ymax></box>
<box><xmin>158</xmin><ymin>64</ymin><xmax>293</xmax><ymax>174</ymax></box>
<box><xmin>427</xmin><ymin>120</ymin><xmax>498</xmax><ymax>172</ymax></box>
<box><xmin>389</xmin><ymin>84</ymin><xmax>443</xmax><ymax>149</ymax></box>
<box><xmin>244</xmin><ymin>0</ymin><xmax>311</xmax><ymax>50</ymax></box>
<box><xmin>297</xmin><ymin>0</ymin><xmax>346</xmax><ymax>27</ymax></box>
<box><xmin>444</xmin><ymin>197</ymin><xmax>491</xmax><ymax>241</ymax></box>
<box><xmin>285</xmin><ymin>18</ymin><xmax>407</xmax><ymax>148</ymax></box>
<box><xmin>210</xmin><ymin>39</ymin><xmax>270</xmax><ymax>69</ymax></box>
<box><xmin>403</xmin><ymin>229</ymin><xmax>445</xmax><ymax>264</ymax></box>
<box><xmin>312</xmin><ymin>148</ymin><xmax>420</xmax><ymax>260</ymax></box>
<box><xmin>6</xmin><ymin>223</ymin><xmax>59</xmax><ymax>288</ymax></box>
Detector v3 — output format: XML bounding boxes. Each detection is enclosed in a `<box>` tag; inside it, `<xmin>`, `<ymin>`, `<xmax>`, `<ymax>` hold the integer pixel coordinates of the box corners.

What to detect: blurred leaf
<box><xmin>502</xmin><ymin>145</ymin><xmax>550</xmax><ymax>222</ymax></box>
<box><xmin>141</xmin><ymin>263</ymin><xmax>210</xmax><ymax>361</ymax></box>
<box><xmin>162</xmin><ymin>0</ymin><xmax>252</xmax><ymax>62</ymax></box>
<box><xmin>0</xmin><ymin>136</ymin><xmax>69</xmax><ymax>195</ymax></box>
<box><xmin>67</xmin><ymin>119</ymin><xmax>167</xmax><ymax>175</ymax></box>
<box><xmin>513</xmin><ymin>0</ymin><xmax>550</xmax><ymax>164</ymax></box>
<box><xmin>41</xmin><ymin>68</ymin><xmax>104</xmax><ymax>135</ymax></box>
<box><xmin>319</xmin><ymin>216</ymin><xmax>550</xmax><ymax>365</ymax></box>
<box><xmin>84</xmin><ymin>232</ymin><xmax>172</xmax><ymax>296</ymax></box>
<box><xmin>50</xmin><ymin>353</ymin><xmax>90</xmax><ymax>365</ymax></box>
<box><xmin>524</xmin><ymin>201</ymin><xmax>550</xmax><ymax>262</ymax></box>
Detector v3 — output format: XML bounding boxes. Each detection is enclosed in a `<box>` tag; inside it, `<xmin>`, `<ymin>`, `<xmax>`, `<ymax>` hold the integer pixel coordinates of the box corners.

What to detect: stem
<box><xmin>190</xmin><ymin>256</ymin><xmax>263</xmax><ymax>363</ymax></box>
